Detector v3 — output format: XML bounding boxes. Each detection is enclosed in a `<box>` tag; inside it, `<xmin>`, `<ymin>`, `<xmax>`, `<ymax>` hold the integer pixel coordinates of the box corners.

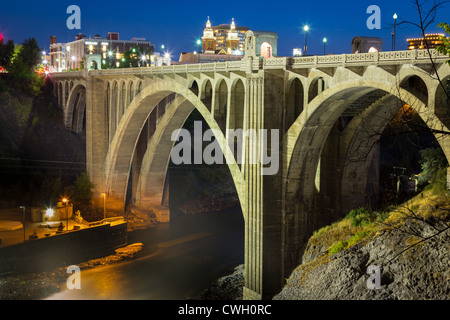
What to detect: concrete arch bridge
<box><xmin>51</xmin><ymin>38</ymin><xmax>450</xmax><ymax>299</ymax></box>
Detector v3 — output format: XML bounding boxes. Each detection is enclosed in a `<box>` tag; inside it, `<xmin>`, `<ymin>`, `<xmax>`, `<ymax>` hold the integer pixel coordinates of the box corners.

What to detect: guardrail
<box><xmin>88</xmin><ymin>216</ymin><xmax>125</xmax><ymax>227</ymax></box>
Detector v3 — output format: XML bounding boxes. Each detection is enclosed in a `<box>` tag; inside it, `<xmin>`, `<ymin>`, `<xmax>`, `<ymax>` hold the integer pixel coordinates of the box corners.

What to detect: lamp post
<box><xmin>304</xmin><ymin>25</ymin><xmax>309</xmax><ymax>56</ymax></box>
<box><xmin>102</xmin><ymin>193</ymin><xmax>106</xmax><ymax>221</ymax></box>
<box><xmin>141</xmin><ymin>55</ymin><xmax>147</xmax><ymax>67</ymax></box>
<box><xmin>62</xmin><ymin>198</ymin><xmax>68</xmax><ymax>232</ymax></box>
<box><xmin>19</xmin><ymin>206</ymin><xmax>25</xmax><ymax>242</ymax></box>
<box><xmin>323</xmin><ymin>37</ymin><xmax>327</xmax><ymax>55</ymax></box>
<box><xmin>393</xmin><ymin>13</ymin><xmax>398</xmax><ymax>51</ymax></box>
<box><xmin>196</xmin><ymin>39</ymin><xmax>202</xmax><ymax>53</ymax></box>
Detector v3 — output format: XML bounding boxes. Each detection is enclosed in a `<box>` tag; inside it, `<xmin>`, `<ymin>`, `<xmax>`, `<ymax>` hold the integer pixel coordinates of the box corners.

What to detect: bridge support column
<box><xmin>85</xmin><ymin>77</ymin><xmax>109</xmax><ymax>206</ymax></box>
<box><xmin>243</xmin><ymin>74</ymin><xmax>283</xmax><ymax>300</ymax></box>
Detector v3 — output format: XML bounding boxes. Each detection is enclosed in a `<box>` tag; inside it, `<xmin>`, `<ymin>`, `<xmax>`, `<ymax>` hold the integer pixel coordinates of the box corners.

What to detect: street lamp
<box><xmin>303</xmin><ymin>25</ymin><xmax>309</xmax><ymax>56</ymax></box>
<box><xmin>393</xmin><ymin>13</ymin><xmax>398</xmax><ymax>51</ymax></box>
<box><xmin>62</xmin><ymin>198</ymin><xmax>69</xmax><ymax>232</ymax></box>
<box><xmin>140</xmin><ymin>55</ymin><xmax>147</xmax><ymax>67</ymax></box>
<box><xmin>19</xmin><ymin>206</ymin><xmax>25</xmax><ymax>242</ymax></box>
<box><xmin>196</xmin><ymin>39</ymin><xmax>201</xmax><ymax>53</ymax></box>
<box><xmin>323</xmin><ymin>37</ymin><xmax>327</xmax><ymax>55</ymax></box>
<box><xmin>101</xmin><ymin>193</ymin><xmax>106</xmax><ymax>220</ymax></box>
<box><xmin>161</xmin><ymin>44</ymin><xmax>165</xmax><ymax>51</ymax></box>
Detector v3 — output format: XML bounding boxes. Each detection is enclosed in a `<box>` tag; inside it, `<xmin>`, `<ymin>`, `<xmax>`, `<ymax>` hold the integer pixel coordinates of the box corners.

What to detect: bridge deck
<box><xmin>51</xmin><ymin>49</ymin><xmax>448</xmax><ymax>79</ymax></box>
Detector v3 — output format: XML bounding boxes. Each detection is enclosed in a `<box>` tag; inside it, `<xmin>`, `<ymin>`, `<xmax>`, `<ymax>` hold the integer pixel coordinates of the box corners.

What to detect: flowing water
<box><xmin>45</xmin><ymin>208</ymin><xmax>244</xmax><ymax>300</ymax></box>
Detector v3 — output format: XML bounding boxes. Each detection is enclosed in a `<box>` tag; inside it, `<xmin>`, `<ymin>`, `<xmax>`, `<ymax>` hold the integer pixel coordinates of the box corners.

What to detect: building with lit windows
<box><xmin>49</xmin><ymin>33</ymin><xmax>155</xmax><ymax>71</ymax></box>
<box><xmin>407</xmin><ymin>34</ymin><xmax>447</xmax><ymax>50</ymax></box>
<box><xmin>201</xmin><ymin>17</ymin><xmax>249</xmax><ymax>55</ymax></box>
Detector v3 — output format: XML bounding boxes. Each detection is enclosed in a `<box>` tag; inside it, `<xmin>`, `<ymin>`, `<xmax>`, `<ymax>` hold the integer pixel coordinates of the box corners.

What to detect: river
<box><xmin>45</xmin><ymin>208</ymin><xmax>244</xmax><ymax>300</ymax></box>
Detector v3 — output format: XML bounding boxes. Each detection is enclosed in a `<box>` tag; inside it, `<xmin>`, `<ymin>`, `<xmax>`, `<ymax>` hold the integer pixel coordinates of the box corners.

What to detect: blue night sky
<box><xmin>0</xmin><ymin>0</ymin><xmax>449</xmax><ymax>59</ymax></box>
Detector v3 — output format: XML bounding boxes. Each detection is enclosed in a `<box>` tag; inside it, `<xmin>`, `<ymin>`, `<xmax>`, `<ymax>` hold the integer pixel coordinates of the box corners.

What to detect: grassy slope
<box><xmin>305</xmin><ymin>189</ymin><xmax>450</xmax><ymax>261</ymax></box>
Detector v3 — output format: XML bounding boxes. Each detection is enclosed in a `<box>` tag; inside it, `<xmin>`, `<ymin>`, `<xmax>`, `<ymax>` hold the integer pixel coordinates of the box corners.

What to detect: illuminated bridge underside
<box><xmin>51</xmin><ymin>41</ymin><xmax>450</xmax><ymax>300</ymax></box>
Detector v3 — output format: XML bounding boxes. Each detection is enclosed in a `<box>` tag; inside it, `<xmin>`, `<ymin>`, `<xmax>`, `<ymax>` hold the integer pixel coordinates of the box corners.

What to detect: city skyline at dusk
<box><xmin>1</xmin><ymin>0</ymin><xmax>449</xmax><ymax>58</ymax></box>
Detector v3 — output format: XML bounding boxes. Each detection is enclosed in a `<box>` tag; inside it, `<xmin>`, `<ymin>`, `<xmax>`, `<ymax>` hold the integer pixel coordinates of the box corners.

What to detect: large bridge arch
<box><xmin>281</xmin><ymin>76</ymin><xmax>450</xmax><ymax>277</ymax></box>
<box><xmin>103</xmin><ymin>78</ymin><xmax>245</xmax><ymax>221</ymax></box>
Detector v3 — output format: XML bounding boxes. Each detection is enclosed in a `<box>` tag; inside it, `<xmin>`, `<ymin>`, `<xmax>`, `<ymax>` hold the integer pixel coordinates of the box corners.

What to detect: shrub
<box><xmin>66</xmin><ymin>172</ymin><xmax>95</xmax><ymax>204</ymax></box>
<box><xmin>347</xmin><ymin>230</ymin><xmax>371</xmax><ymax>247</ymax></box>
<box><xmin>328</xmin><ymin>241</ymin><xmax>347</xmax><ymax>256</ymax></box>
<box><xmin>346</xmin><ymin>208</ymin><xmax>388</xmax><ymax>227</ymax></box>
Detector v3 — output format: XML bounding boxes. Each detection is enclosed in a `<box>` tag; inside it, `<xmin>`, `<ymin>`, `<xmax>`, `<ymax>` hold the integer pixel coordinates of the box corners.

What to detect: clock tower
<box><xmin>202</xmin><ymin>17</ymin><xmax>216</xmax><ymax>54</ymax></box>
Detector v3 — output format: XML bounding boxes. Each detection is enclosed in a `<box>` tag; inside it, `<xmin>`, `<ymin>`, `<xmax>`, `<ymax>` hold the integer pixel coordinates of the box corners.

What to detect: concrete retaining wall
<box><xmin>0</xmin><ymin>222</ymin><xmax>127</xmax><ymax>274</ymax></box>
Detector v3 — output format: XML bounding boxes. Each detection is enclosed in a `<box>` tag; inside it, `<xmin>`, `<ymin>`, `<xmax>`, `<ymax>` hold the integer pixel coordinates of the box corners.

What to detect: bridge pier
<box><xmin>85</xmin><ymin>76</ymin><xmax>110</xmax><ymax>201</ymax></box>
<box><xmin>241</xmin><ymin>73</ymin><xmax>285</xmax><ymax>300</ymax></box>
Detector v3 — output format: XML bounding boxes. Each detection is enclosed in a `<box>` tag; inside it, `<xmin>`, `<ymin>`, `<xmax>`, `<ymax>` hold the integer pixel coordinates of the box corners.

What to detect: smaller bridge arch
<box><xmin>201</xmin><ymin>79</ymin><xmax>213</xmax><ymax>112</ymax></box>
<box><xmin>189</xmin><ymin>79</ymin><xmax>199</xmax><ymax>96</ymax></box>
<box><xmin>214</xmin><ymin>79</ymin><xmax>229</xmax><ymax>132</ymax></box>
<box><xmin>65</xmin><ymin>83</ymin><xmax>87</xmax><ymax>133</ymax></box>
<box><xmin>285</xmin><ymin>77</ymin><xmax>305</xmax><ymax>134</ymax></box>
<box><xmin>308</xmin><ymin>76</ymin><xmax>327</xmax><ymax>103</ymax></box>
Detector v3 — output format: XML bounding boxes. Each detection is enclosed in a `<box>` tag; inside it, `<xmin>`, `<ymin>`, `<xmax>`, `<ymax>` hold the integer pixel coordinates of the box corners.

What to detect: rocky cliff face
<box><xmin>274</xmin><ymin>199</ymin><xmax>450</xmax><ymax>300</ymax></box>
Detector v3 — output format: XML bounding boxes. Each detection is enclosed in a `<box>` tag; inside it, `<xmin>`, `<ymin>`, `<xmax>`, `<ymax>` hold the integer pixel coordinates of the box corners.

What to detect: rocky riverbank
<box><xmin>0</xmin><ymin>243</ymin><xmax>144</xmax><ymax>300</ymax></box>
<box><xmin>199</xmin><ymin>265</ymin><xmax>245</xmax><ymax>300</ymax></box>
<box><xmin>274</xmin><ymin>192</ymin><xmax>450</xmax><ymax>300</ymax></box>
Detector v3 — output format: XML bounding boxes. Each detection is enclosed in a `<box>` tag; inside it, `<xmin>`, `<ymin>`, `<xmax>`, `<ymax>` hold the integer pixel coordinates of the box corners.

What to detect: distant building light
<box><xmin>293</xmin><ymin>48</ymin><xmax>303</xmax><ymax>57</ymax></box>
<box><xmin>46</xmin><ymin>208</ymin><xmax>54</xmax><ymax>217</ymax></box>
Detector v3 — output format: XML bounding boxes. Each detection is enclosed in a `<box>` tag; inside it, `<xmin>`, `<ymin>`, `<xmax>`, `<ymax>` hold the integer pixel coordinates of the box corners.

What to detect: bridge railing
<box><xmin>291</xmin><ymin>49</ymin><xmax>448</xmax><ymax>67</ymax></box>
<box><xmin>51</xmin><ymin>49</ymin><xmax>448</xmax><ymax>78</ymax></box>
<box><xmin>85</xmin><ymin>60</ymin><xmax>245</xmax><ymax>77</ymax></box>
